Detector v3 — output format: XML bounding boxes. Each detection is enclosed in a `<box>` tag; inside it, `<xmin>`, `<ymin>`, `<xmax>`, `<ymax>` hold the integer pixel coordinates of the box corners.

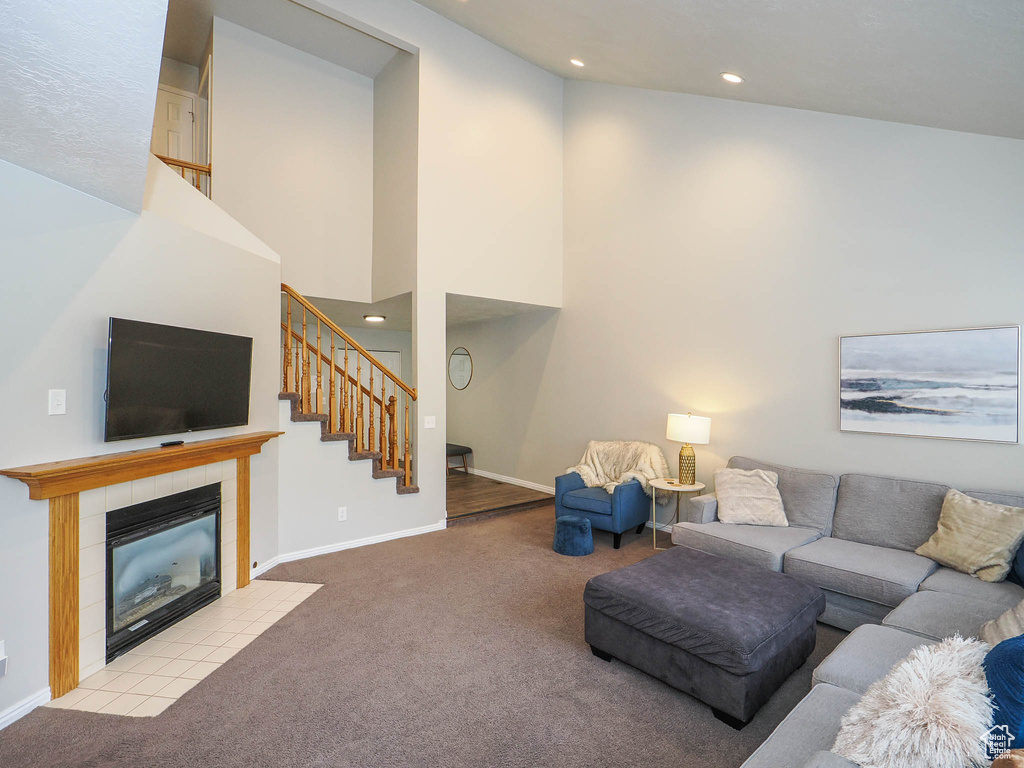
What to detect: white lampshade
<box><xmin>666</xmin><ymin>413</ymin><xmax>711</xmax><ymax>445</ymax></box>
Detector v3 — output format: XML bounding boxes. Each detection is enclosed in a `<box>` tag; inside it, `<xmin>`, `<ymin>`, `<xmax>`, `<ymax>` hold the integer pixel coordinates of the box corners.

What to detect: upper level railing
<box><xmin>156</xmin><ymin>154</ymin><xmax>211</xmax><ymax>197</ymax></box>
<box><xmin>280</xmin><ymin>284</ymin><xmax>417</xmax><ymax>488</ymax></box>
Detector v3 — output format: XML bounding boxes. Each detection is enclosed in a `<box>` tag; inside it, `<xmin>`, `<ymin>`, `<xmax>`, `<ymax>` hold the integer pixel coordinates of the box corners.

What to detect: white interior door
<box><xmin>151</xmin><ymin>87</ymin><xmax>195</xmax><ymax>180</ymax></box>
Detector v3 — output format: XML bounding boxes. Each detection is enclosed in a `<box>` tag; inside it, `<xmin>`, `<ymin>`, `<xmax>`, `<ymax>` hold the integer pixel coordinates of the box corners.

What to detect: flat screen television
<box><xmin>104</xmin><ymin>318</ymin><xmax>253</xmax><ymax>442</ymax></box>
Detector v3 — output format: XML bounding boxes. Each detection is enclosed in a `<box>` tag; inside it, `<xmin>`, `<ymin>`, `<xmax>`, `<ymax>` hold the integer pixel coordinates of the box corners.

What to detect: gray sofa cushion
<box><xmin>832</xmin><ymin>473</ymin><xmax>948</xmax><ymax>551</ymax></box>
<box><xmin>918</xmin><ymin>566</ymin><xmax>1024</xmax><ymax>608</ymax></box>
<box><xmin>671</xmin><ymin>521</ymin><xmax>821</xmax><ymax>571</ymax></box>
<box><xmin>967</xmin><ymin>489</ymin><xmax>1024</xmax><ymax>508</ymax></box>
<box><xmin>740</xmin><ymin>684</ymin><xmax>860</xmax><ymax>768</ymax></box>
<box><xmin>818</xmin><ymin>588</ymin><xmax>892</xmax><ymax>631</ymax></box>
<box><xmin>812</xmin><ymin>624</ymin><xmax>933</xmax><ymax>695</ymax></box>
<box><xmin>784</xmin><ymin>537</ymin><xmax>937</xmax><ymax>608</ymax></box>
<box><xmin>802</xmin><ymin>752</ymin><xmax>858</xmax><ymax>768</ymax></box>
<box><xmin>882</xmin><ymin>590</ymin><xmax>1007</xmax><ymax>641</ymax></box>
<box><xmin>728</xmin><ymin>457</ymin><xmax>839</xmax><ymax>534</ymax></box>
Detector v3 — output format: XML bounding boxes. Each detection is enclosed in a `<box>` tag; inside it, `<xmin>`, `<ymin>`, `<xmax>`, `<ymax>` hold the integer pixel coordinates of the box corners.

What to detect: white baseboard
<box><xmin>645</xmin><ymin>520</ymin><xmax>676</xmax><ymax>533</ymax></box>
<box><xmin>467</xmin><ymin>467</ymin><xmax>555</xmax><ymax>496</ymax></box>
<box><xmin>0</xmin><ymin>687</ymin><xmax>50</xmax><ymax>731</ymax></box>
<box><xmin>251</xmin><ymin>520</ymin><xmax>448</xmax><ymax>578</ymax></box>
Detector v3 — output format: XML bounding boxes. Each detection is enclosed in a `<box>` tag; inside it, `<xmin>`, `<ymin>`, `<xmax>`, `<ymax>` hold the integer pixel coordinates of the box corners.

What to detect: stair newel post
<box><xmin>328</xmin><ymin>332</ymin><xmax>337</xmax><ymax>433</ymax></box>
<box><xmin>404</xmin><ymin>399</ymin><xmax>411</xmax><ymax>487</ymax></box>
<box><xmin>367</xmin><ymin>365</ymin><xmax>375</xmax><ymax>453</ymax></box>
<box><xmin>379</xmin><ymin>377</ymin><xmax>387</xmax><ymax>466</ymax></box>
<box><xmin>284</xmin><ymin>295</ymin><xmax>293</xmax><ymax>392</ymax></box>
<box><xmin>356</xmin><ymin>355</ymin><xmax>364</xmax><ymax>452</ymax></box>
<box><xmin>388</xmin><ymin>395</ymin><xmax>398</xmax><ymax>470</ymax></box>
<box><xmin>342</xmin><ymin>342</ymin><xmax>349</xmax><ymax>432</ymax></box>
<box><xmin>315</xmin><ymin>319</ymin><xmax>323</xmax><ymax>414</ymax></box>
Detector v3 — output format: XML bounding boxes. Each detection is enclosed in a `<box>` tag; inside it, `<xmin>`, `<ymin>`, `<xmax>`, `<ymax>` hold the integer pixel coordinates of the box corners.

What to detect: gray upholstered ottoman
<box><xmin>584</xmin><ymin>546</ymin><xmax>826</xmax><ymax>728</ymax></box>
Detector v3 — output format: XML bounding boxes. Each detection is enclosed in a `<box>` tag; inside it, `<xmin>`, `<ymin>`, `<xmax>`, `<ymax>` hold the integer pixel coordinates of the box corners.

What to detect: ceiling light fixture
<box><xmin>570</xmin><ymin>59</ymin><xmax>585</xmax><ymax>67</ymax></box>
<box><xmin>721</xmin><ymin>72</ymin><xmax>744</xmax><ymax>84</ymax></box>
<box><xmin>363</xmin><ymin>314</ymin><xmax>386</xmax><ymax>323</ymax></box>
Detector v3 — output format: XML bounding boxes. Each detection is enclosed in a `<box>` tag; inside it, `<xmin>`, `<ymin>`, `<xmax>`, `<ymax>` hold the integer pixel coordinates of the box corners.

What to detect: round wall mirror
<box><xmin>448</xmin><ymin>347</ymin><xmax>473</xmax><ymax>390</ymax></box>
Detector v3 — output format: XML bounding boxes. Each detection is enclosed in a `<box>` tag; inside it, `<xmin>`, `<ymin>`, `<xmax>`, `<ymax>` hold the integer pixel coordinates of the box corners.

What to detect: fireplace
<box><xmin>106</xmin><ymin>484</ymin><xmax>222</xmax><ymax>661</ymax></box>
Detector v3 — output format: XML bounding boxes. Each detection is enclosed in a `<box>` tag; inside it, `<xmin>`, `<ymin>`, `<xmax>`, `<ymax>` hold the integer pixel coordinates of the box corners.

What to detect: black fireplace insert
<box><xmin>106</xmin><ymin>483</ymin><xmax>222</xmax><ymax>661</ymax></box>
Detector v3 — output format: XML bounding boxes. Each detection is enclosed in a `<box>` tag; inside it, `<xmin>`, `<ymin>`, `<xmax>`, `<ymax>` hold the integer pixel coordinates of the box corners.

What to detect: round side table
<box><xmin>648</xmin><ymin>478</ymin><xmax>706</xmax><ymax>551</ymax></box>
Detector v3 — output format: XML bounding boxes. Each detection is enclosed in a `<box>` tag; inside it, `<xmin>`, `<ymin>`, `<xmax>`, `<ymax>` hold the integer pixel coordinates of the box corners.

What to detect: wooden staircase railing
<box><xmin>280</xmin><ymin>283</ymin><xmax>417</xmax><ymax>488</ymax></box>
<box><xmin>156</xmin><ymin>154</ymin><xmax>211</xmax><ymax>197</ymax></box>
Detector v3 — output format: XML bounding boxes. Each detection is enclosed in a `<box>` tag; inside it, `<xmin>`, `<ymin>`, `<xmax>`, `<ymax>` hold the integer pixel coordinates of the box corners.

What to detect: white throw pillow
<box><xmin>982</xmin><ymin>599</ymin><xmax>1024</xmax><ymax>646</ymax></box>
<box><xmin>832</xmin><ymin>636</ymin><xmax>993</xmax><ymax>768</ymax></box>
<box><xmin>714</xmin><ymin>468</ymin><xmax>788</xmax><ymax>527</ymax></box>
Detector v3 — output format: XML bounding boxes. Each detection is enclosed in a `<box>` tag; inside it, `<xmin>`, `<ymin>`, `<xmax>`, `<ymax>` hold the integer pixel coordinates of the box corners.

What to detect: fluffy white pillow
<box><xmin>714</xmin><ymin>468</ymin><xmax>788</xmax><ymax>527</ymax></box>
<box><xmin>832</xmin><ymin>636</ymin><xmax>993</xmax><ymax>768</ymax></box>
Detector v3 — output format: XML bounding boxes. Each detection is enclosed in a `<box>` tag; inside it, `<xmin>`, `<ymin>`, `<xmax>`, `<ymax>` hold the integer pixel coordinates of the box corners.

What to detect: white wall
<box><xmin>372</xmin><ymin>51</ymin><xmax>418</xmax><ymax>302</ymax></box>
<box><xmin>158</xmin><ymin>57</ymin><xmax>199</xmax><ymax>94</ymax></box>
<box><xmin>211</xmin><ymin>19</ymin><xmax>375</xmax><ymax>302</ymax></box>
<box><xmin>0</xmin><ymin>158</ymin><xmax>281</xmax><ymax>717</ymax></box>
<box><xmin>314</xmin><ymin>0</ymin><xmax>565</xmax><ymax>531</ymax></box>
<box><xmin>447</xmin><ymin>80</ymin><xmax>1024</xmax><ymax>499</ymax></box>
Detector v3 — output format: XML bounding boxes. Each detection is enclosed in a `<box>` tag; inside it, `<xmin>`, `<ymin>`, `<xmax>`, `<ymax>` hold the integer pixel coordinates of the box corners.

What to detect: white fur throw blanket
<box><xmin>566</xmin><ymin>441</ymin><xmax>670</xmax><ymax>498</ymax></box>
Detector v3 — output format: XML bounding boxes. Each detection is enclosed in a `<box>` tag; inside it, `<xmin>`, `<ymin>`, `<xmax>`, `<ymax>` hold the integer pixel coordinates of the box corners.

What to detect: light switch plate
<box><xmin>48</xmin><ymin>389</ymin><xmax>66</xmax><ymax>415</ymax></box>
<box><xmin>0</xmin><ymin>640</ymin><xmax>6</xmax><ymax>678</ymax></box>
<box><xmin>424</xmin><ymin>416</ymin><xmax>436</xmax><ymax>429</ymax></box>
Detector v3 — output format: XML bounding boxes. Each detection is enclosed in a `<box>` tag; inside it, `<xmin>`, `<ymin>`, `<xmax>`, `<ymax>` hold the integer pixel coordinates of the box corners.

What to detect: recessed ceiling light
<box><xmin>721</xmin><ymin>72</ymin><xmax>744</xmax><ymax>84</ymax></box>
<box><xmin>363</xmin><ymin>314</ymin><xmax>386</xmax><ymax>323</ymax></box>
<box><xmin>570</xmin><ymin>59</ymin><xmax>585</xmax><ymax>67</ymax></box>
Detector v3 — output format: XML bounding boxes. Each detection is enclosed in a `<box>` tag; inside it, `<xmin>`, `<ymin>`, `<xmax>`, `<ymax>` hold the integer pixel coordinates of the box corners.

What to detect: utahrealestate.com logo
<box><xmin>986</xmin><ymin>725</ymin><xmax>1016</xmax><ymax>760</ymax></box>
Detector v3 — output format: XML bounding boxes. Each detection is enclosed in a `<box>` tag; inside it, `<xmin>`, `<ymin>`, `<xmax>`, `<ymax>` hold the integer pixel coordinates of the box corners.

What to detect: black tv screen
<box><xmin>104</xmin><ymin>318</ymin><xmax>253</xmax><ymax>442</ymax></box>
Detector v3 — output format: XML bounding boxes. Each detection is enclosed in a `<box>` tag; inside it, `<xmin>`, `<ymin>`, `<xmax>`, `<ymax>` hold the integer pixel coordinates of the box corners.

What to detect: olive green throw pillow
<box><xmin>916</xmin><ymin>489</ymin><xmax>1024</xmax><ymax>583</ymax></box>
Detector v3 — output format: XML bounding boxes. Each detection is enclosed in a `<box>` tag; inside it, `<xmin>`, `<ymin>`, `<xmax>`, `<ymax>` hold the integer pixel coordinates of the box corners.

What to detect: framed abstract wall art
<box><xmin>840</xmin><ymin>326</ymin><xmax>1020</xmax><ymax>443</ymax></box>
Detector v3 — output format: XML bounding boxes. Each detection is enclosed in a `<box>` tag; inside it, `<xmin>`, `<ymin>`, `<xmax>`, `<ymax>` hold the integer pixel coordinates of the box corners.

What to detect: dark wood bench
<box><xmin>446</xmin><ymin>443</ymin><xmax>472</xmax><ymax>475</ymax></box>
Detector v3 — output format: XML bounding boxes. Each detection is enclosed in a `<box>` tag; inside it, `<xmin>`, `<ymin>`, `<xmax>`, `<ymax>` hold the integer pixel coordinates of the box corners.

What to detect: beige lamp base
<box><xmin>678</xmin><ymin>444</ymin><xmax>696</xmax><ymax>485</ymax></box>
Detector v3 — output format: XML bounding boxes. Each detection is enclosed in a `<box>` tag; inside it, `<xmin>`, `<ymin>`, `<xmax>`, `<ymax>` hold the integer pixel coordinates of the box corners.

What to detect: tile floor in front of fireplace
<box><xmin>46</xmin><ymin>579</ymin><xmax>322</xmax><ymax>717</ymax></box>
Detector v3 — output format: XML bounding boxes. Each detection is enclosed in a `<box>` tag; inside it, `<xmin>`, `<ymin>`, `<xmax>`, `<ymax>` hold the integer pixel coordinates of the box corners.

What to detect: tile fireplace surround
<box><xmin>0</xmin><ymin>432</ymin><xmax>282</xmax><ymax>699</ymax></box>
<box><xmin>78</xmin><ymin>461</ymin><xmax>237</xmax><ymax>680</ymax></box>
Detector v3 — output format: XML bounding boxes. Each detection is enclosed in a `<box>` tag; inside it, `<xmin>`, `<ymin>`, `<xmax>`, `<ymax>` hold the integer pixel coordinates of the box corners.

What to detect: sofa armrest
<box><xmin>686</xmin><ymin>493</ymin><xmax>719</xmax><ymax>524</ymax></box>
<box><xmin>555</xmin><ymin>472</ymin><xmax>586</xmax><ymax>507</ymax></box>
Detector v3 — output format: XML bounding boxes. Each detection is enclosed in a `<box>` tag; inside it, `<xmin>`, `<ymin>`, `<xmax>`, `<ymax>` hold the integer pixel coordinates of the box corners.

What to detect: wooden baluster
<box><xmin>315</xmin><ymin>320</ymin><xmax>323</xmax><ymax>414</ymax></box>
<box><xmin>293</xmin><ymin>331</ymin><xmax>300</xmax><ymax>394</ymax></box>
<box><xmin>301</xmin><ymin>309</ymin><xmax>310</xmax><ymax>411</ymax></box>
<box><xmin>356</xmin><ymin>355</ymin><xmax>364</xmax><ymax>451</ymax></box>
<box><xmin>349</xmin><ymin>385</ymin><xmax>355</xmax><ymax>438</ymax></box>
<box><xmin>403</xmin><ymin>399</ymin><xmax>411</xmax><ymax>487</ymax></box>
<box><xmin>341</xmin><ymin>343</ymin><xmax>349</xmax><ymax>432</ymax></box>
<box><xmin>283</xmin><ymin>296</ymin><xmax>293</xmax><ymax>392</ymax></box>
<box><xmin>367</xmin><ymin>365</ymin><xmax>375</xmax><ymax>453</ymax></box>
<box><xmin>328</xmin><ymin>333</ymin><xmax>337</xmax><ymax>433</ymax></box>
<box><xmin>379</xmin><ymin>377</ymin><xmax>387</xmax><ymax>466</ymax></box>
<box><xmin>389</xmin><ymin>396</ymin><xmax>398</xmax><ymax>470</ymax></box>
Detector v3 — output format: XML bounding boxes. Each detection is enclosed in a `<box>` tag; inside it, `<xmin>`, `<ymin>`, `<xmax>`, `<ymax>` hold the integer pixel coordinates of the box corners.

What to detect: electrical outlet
<box><xmin>0</xmin><ymin>640</ymin><xmax>7</xmax><ymax>679</ymax></box>
<box><xmin>424</xmin><ymin>416</ymin><xmax>436</xmax><ymax>429</ymax></box>
<box><xmin>338</xmin><ymin>507</ymin><xmax>347</xmax><ymax>522</ymax></box>
<box><xmin>48</xmin><ymin>389</ymin><xmax>66</xmax><ymax>415</ymax></box>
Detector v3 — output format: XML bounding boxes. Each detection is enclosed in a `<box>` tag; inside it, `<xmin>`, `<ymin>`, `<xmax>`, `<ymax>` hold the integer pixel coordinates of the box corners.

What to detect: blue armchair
<box><xmin>554</xmin><ymin>472</ymin><xmax>650</xmax><ymax>549</ymax></box>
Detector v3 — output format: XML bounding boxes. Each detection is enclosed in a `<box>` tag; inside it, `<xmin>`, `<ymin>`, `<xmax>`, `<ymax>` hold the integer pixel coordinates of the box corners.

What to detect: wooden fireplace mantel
<box><xmin>0</xmin><ymin>431</ymin><xmax>283</xmax><ymax>698</ymax></box>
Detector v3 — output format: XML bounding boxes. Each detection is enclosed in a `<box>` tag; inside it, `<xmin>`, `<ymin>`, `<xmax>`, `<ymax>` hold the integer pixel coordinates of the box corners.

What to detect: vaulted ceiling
<box><xmin>413</xmin><ymin>0</ymin><xmax>1024</xmax><ymax>140</ymax></box>
<box><xmin>0</xmin><ymin>0</ymin><xmax>168</xmax><ymax>212</ymax></box>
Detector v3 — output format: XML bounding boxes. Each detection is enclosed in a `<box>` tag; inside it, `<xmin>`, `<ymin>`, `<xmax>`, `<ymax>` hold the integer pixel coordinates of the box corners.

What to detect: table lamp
<box><xmin>666</xmin><ymin>413</ymin><xmax>711</xmax><ymax>485</ymax></box>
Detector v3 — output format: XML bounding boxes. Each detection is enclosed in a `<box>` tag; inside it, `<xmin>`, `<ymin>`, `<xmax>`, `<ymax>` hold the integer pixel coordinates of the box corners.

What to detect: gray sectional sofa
<box><xmin>670</xmin><ymin>457</ymin><xmax>1024</xmax><ymax>768</ymax></box>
